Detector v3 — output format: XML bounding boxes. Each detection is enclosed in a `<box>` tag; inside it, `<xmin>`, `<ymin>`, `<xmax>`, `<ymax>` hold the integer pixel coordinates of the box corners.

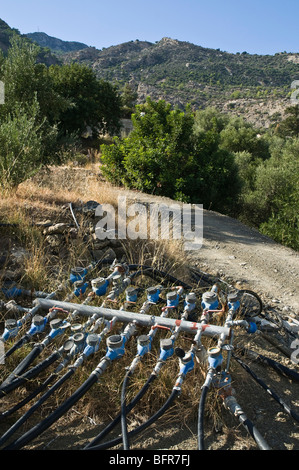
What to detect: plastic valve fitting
<box><xmin>207</xmin><ymin>346</ymin><xmax>223</xmax><ymax>369</ymax></box>
<box><xmin>227</xmin><ymin>292</ymin><xmax>240</xmax><ymax>311</ymax></box>
<box><xmin>91</xmin><ymin>277</ymin><xmax>109</xmax><ymax>296</ymax></box>
<box><xmin>159</xmin><ymin>338</ymin><xmax>174</xmax><ymax>361</ymax></box>
<box><xmin>202</xmin><ymin>291</ymin><xmax>219</xmax><ymax>311</ymax></box>
<box><xmin>28</xmin><ymin>315</ymin><xmax>47</xmax><ymax>336</ymax></box>
<box><xmin>147</xmin><ymin>286</ymin><xmax>161</xmax><ymax>304</ymax></box>
<box><xmin>106</xmin><ymin>334</ymin><xmax>126</xmax><ymax>361</ymax></box>
<box><xmin>73</xmin><ymin>280</ymin><xmax>89</xmax><ymax>297</ymax></box>
<box><xmin>166</xmin><ymin>291</ymin><xmax>180</xmax><ymax>308</ymax></box>
<box><xmin>126</xmin><ymin>286</ymin><xmax>138</xmax><ymax>303</ymax></box>
<box><xmin>2</xmin><ymin>318</ymin><xmax>20</xmax><ymax>341</ymax></box>
<box><xmin>137</xmin><ymin>334</ymin><xmax>152</xmax><ymax>356</ymax></box>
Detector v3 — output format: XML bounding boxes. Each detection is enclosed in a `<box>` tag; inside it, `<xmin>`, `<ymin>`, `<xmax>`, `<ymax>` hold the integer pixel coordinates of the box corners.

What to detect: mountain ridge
<box><xmin>26</xmin><ymin>31</ymin><xmax>89</xmax><ymax>54</ymax></box>
<box><xmin>1</xmin><ymin>17</ymin><xmax>299</xmax><ymax>126</ymax></box>
<box><xmin>61</xmin><ymin>36</ymin><xmax>298</xmax><ymax>126</ymax></box>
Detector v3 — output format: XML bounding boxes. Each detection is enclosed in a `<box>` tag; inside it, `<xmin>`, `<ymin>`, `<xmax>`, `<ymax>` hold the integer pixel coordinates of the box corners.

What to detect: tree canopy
<box><xmin>0</xmin><ymin>34</ymin><xmax>122</xmax><ymax>187</ymax></box>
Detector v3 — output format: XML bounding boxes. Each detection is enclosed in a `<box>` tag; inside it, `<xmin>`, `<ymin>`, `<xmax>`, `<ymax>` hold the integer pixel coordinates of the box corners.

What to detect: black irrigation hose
<box><xmin>3</xmin><ymin>334</ymin><xmax>31</xmax><ymax>360</ymax></box>
<box><xmin>234</xmin><ymin>409</ymin><xmax>271</xmax><ymax>450</ymax></box>
<box><xmin>0</xmin><ymin>351</ymin><xmax>60</xmax><ymax>397</ymax></box>
<box><xmin>197</xmin><ymin>385</ymin><xmax>209</xmax><ymax>450</ymax></box>
<box><xmin>121</xmin><ymin>369</ymin><xmax>132</xmax><ymax>450</ymax></box>
<box><xmin>4</xmin><ymin>372</ymin><xmax>98</xmax><ymax>450</ymax></box>
<box><xmin>238</xmin><ymin>289</ymin><xmax>263</xmax><ymax>316</ymax></box>
<box><xmin>0</xmin><ymin>344</ymin><xmax>45</xmax><ymax>393</ymax></box>
<box><xmin>0</xmin><ymin>349</ymin><xmax>61</xmax><ymax>397</ymax></box>
<box><xmin>189</xmin><ymin>267</ymin><xmax>215</xmax><ymax>286</ymax></box>
<box><xmin>0</xmin><ymin>368</ymin><xmax>75</xmax><ymax>448</ymax></box>
<box><xmin>237</xmin><ymin>347</ymin><xmax>299</xmax><ymax>383</ymax></box>
<box><xmin>84</xmin><ymin>373</ymin><xmax>157</xmax><ymax>449</ymax></box>
<box><xmin>128</xmin><ymin>265</ymin><xmax>192</xmax><ymax>290</ymax></box>
<box><xmin>0</xmin><ymin>371</ymin><xmax>57</xmax><ymax>421</ymax></box>
<box><xmin>232</xmin><ymin>353</ymin><xmax>299</xmax><ymax>424</ymax></box>
<box><xmin>85</xmin><ymin>388</ymin><xmax>180</xmax><ymax>451</ymax></box>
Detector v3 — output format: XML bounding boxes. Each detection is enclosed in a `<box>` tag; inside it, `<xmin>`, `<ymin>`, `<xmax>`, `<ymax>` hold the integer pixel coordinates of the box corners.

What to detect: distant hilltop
<box><xmin>25</xmin><ymin>31</ymin><xmax>89</xmax><ymax>53</ymax></box>
<box><xmin>0</xmin><ymin>17</ymin><xmax>298</xmax><ymax>127</ymax></box>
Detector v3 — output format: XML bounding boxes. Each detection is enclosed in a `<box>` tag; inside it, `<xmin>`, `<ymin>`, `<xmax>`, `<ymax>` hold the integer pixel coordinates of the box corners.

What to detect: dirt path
<box><xmin>109</xmin><ymin>184</ymin><xmax>299</xmax><ymax>314</ymax></box>
<box><xmin>198</xmin><ymin>209</ymin><xmax>299</xmax><ymax>312</ymax></box>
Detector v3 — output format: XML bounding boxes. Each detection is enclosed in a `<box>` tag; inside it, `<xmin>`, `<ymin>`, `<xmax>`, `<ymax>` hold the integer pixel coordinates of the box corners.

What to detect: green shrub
<box><xmin>101</xmin><ymin>98</ymin><xmax>241</xmax><ymax>212</ymax></box>
<box><xmin>0</xmin><ymin>99</ymin><xmax>51</xmax><ymax>188</ymax></box>
<box><xmin>240</xmin><ymin>138</ymin><xmax>299</xmax><ymax>249</ymax></box>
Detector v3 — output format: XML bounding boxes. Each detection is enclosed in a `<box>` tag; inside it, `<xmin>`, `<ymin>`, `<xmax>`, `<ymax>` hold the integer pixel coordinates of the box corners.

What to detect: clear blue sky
<box><xmin>1</xmin><ymin>0</ymin><xmax>298</xmax><ymax>55</ymax></box>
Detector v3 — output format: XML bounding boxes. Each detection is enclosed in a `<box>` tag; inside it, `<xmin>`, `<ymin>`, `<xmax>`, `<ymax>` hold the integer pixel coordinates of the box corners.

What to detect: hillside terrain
<box><xmin>26</xmin><ymin>32</ymin><xmax>89</xmax><ymax>54</ymax></box>
<box><xmin>61</xmin><ymin>36</ymin><xmax>299</xmax><ymax>126</ymax></box>
<box><xmin>0</xmin><ymin>18</ymin><xmax>60</xmax><ymax>65</ymax></box>
<box><xmin>1</xmin><ymin>17</ymin><xmax>298</xmax><ymax>127</ymax></box>
<box><xmin>0</xmin><ymin>17</ymin><xmax>299</xmax><ymax>452</ymax></box>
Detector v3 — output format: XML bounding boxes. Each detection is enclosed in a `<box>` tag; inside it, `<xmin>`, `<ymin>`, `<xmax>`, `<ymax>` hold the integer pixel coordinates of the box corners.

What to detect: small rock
<box><xmin>11</xmin><ymin>247</ymin><xmax>29</xmax><ymax>261</ymax></box>
<box><xmin>45</xmin><ymin>234</ymin><xmax>64</xmax><ymax>247</ymax></box>
<box><xmin>92</xmin><ymin>247</ymin><xmax>117</xmax><ymax>261</ymax></box>
<box><xmin>93</xmin><ymin>239</ymin><xmax>112</xmax><ymax>250</ymax></box>
<box><xmin>43</xmin><ymin>223</ymin><xmax>69</xmax><ymax>235</ymax></box>
<box><xmin>275</xmin><ymin>412</ymin><xmax>287</xmax><ymax>422</ymax></box>
<box><xmin>69</xmin><ymin>228</ymin><xmax>78</xmax><ymax>238</ymax></box>
<box><xmin>36</xmin><ymin>220</ymin><xmax>52</xmax><ymax>227</ymax></box>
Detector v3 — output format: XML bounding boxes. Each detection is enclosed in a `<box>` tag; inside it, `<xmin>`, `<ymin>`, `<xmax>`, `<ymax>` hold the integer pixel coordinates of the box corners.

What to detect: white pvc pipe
<box><xmin>34</xmin><ymin>299</ymin><xmax>231</xmax><ymax>338</ymax></box>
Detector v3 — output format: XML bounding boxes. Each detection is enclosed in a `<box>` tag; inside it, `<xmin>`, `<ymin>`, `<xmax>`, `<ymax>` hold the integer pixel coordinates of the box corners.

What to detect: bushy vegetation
<box><xmin>0</xmin><ymin>34</ymin><xmax>122</xmax><ymax>188</ymax></box>
<box><xmin>0</xmin><ymin>33</ymin><xmax>297</xmax><ymax>251</ymax></box>
<box><xmin>101</xmin><ymin>99</ymin><xmax>299</xmax><ymax>251</ymax></box>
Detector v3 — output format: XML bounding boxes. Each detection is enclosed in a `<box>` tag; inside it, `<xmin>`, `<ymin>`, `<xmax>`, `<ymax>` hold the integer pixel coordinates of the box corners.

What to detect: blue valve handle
<box><xmin>179</xmin><ymin>352</ymin><xmax>195</xmax><ymax>376</ymax></box>
<box><xmin>73</xmin><ymin>282</ymin><xmax>89</xmax><ymax>297</ymax></box>
<box><xmin>27</xmin><ymin>317</ymin><xmax>48</xmax><ymax>336</ymax></box>
<box><xmin>106</xmin><ymin>335</ymin><xmax>126</xmax><ymax>361</ymax></box>
<box><xmin>70</xmin><ymin>268</ymin><xmax>88</xmax><ymax>285</ymax></box>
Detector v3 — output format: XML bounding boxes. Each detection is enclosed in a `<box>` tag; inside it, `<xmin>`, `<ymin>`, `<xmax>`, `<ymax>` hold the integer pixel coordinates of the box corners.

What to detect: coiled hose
<box><xmin>190</xmin><ymin>268</ymin><xmax>263</xmax><ymax>316</ymax></box>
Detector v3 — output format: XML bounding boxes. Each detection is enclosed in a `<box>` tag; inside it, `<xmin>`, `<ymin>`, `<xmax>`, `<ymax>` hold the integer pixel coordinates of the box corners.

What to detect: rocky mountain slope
<box><xmin>0</xmin><ymin>18</ymin><xmax>60</xmax><ymax>65</ymax></box>
<box><xmin>1</xmin><ymin>17</ymin><xmax>299</xmax><ymax>126</ymax></box>
<box><xmin>26</xmin><ymin>32</ymin><xmax>89</xmax><ymax>54</ymax></box>
<box><xmin>61</xmin><ymin>36</ymin><xmax>299</xmax><ymax>127</ymax></box>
